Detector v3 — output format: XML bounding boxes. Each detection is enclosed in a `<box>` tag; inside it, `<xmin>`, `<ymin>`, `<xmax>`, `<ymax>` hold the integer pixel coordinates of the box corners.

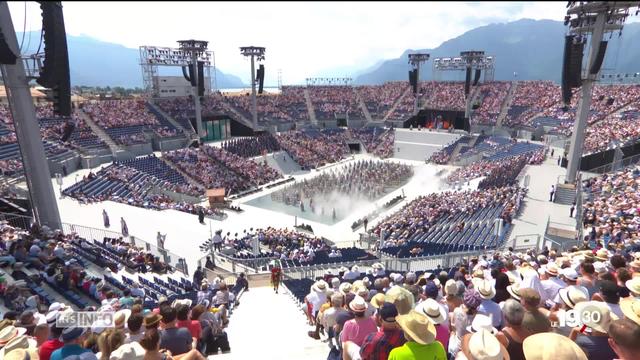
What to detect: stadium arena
<box><xmin>1</xmin><ymin>2</ymin><xmax>640</xmax><ymax>360</ymax></box>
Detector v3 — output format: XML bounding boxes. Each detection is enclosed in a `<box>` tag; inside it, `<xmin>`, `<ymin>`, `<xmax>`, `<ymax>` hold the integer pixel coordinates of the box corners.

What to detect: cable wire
<box><xmin>18</xmin><ymin>1</ymin><xmax>27</xmax><ymax>53</ymax></box>
<box><xmin>35</xmin><ymin>27</ymin><xmax>44</xmax><ymax>55</ymax></box>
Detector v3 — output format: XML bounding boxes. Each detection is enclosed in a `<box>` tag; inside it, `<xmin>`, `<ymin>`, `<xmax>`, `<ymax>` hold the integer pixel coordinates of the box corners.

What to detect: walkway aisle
<box><xmin>507</xmin><ymin>146</ymin><xmax>576</xmax><ymax>244</ymax></box>
<box><xmin>214</xmin><ymin>286</ymin><xmax>329</xmax><ymax>360</ymax></box>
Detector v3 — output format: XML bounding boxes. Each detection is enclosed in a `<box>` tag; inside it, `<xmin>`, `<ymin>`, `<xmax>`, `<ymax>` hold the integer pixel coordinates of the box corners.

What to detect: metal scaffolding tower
<box><xmin>432</xmin><ymin>54</ymin><xmax>495</xmax><ymax>82</ymax></box>
<box><xmin>408</xmin><ymin>53</ymin><xmax>430</xmax><ymax>114</ymax></box>
<box><xmin>564</xmin><ymin>1</ymin><xmax>639</xmax><ymax>184</ymax></box>
<box><xmin>240</xmin><ymin>46</ymin><xmax>266</xmax><ymax>129</ymax></box>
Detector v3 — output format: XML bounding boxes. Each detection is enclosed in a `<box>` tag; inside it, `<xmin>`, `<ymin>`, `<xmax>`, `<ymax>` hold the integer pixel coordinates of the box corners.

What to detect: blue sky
<box><xmin>8</xmin><ymin>2</ymin><xmax>587</xmax><ymax>85</ymax></box>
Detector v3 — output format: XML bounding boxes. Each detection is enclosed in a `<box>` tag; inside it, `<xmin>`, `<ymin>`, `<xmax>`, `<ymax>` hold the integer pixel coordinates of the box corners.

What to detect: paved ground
<box><xmin>507</xmin><ymin>146</ymin><xmax>576</xmax><ymax>248</ymax></box>
<box><xmin>213</xmin><ymin>286</ymin><xmax>329</xmax><ymax>360</ymax></box>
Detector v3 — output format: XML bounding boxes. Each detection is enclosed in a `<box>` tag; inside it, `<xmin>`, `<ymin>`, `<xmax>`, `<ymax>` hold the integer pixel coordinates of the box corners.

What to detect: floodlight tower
<box><xmin>564</xmin><ymin>1</ymin><xmax>639</xmax><ymax>184</ymax></box>
<box><xmin>408</xmin><ymin>53</ymin><xmax>430</xmax><ymax>113</ymax></box>
<box><xmin>460</xmin><ymin>50</ymin><xmax>485</xmax><ymax>122</ymax></box>
<box><xmin>240</xmin><ymin>46</ymin><xmax>266</xmax><ymax>129</ymax></box>
<box><xmin>178</xmin><ymin>39</ymin><xmax>209</xmax><ymax>140</ymax></box>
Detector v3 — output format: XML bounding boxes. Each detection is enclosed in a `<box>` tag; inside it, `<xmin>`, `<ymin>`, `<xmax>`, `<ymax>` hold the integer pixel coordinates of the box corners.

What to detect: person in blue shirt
<box><xmin>50</xmin><ymin>327</ymin><xmax>96</xmax><ymax>360</ymax></box>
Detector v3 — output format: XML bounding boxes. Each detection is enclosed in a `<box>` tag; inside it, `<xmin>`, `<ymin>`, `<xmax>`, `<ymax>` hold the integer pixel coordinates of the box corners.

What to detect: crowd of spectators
<box><xmin>0</xmin><ymin>105</ymin><xmax>75</xmax><ymax>176</ymax></box>
<box><xmin>297</xmin><ymin>235</ymin><xmax>640</xmax><ymax>360</ymax></box>
<box><xmin>349</xmin><ymin>128</ymin><xmax>395</xmax><ymax>159</ymax></box>
<box><xmin>582</xmin><ymin>164</ymin><xmax>640</xmax><ymax>248</ymax></box>
<box><xmin>256</xmin><ymin>227</ymin><xmax>330</xmax><ymax>263</ymax></box>
<box><xmin>308</xmin><ymin>86</ymin><xmax>365</xmax><ymax>120</ymax></box>
<box><xmin>505</xmin><ymin>83</ymin><xmax>640</xmax><ymax>136</ymax></box>
<box><xmin>583</xmin><ymin>105</ymin><xmax>640</xmax><ymax>154</ymax></box>
<box><xmin>423</xmin><ymin>82</ymin><xmax>466</xmax><ymax>111</ymax></box>
<box><xmin>270</xmin><ymin>160</ymin><xmax>412</xmax><ymax>209</ymax></box>
<box><xmin>447</xmin><ymin>149</ymin><xmax>544</xmax><ymax>188</ymax></box>
<box><xmin>372</xmin><ymin>185</ymin><xmax>524</xmax><ymax>246</ymax></box>
<box><xmin>0</xmin><ymin>220</ymin><xmax>240</xmax><ymax>359</ymax></box>
<box><xmin>276</xmin><ymin>130</ymin><xmax>350</xmax><ymax>169</ymax></box>
<box><xmin>63</xmin><ymin>163</ymin><xmax>224</xmax><ymax>217</ymax></box>
<box><xmin>163</xmin><ymin>146</ymin><xmax>280</xmax><ymax>195</ymax></box>
<box><xmin>81</xmin><ymin>99</ymin><xmax>179</xmax><ymax>146</ymax></box>
<box><xmin>504</xmin><ymin>81</ymin><xmax>562</xmax><ymax>127</ymax></box>
<box><xmin>225</xmin><ymin>87</ymin><xmax>310</xmax><ymax>125</ymax></box>
<box><xmin>472</xmin><ymin>82</ymin><xmax>511</xmax><ymax>125</ymax></box>
<box><xmin>162</xmin><ymin>148</ymin><xmax>250</xmax><ymax>195</ymax></box>
<box><xmin>81</xmin><ymin>100</ymin><xmax>160</xmax><ymax>129</ymax></box>
<box><xmin>201</xmin><ymin>146</ymin><xmax>282</xmax><ymax>187</ymax></box>
<box><xmin>221</xmin><ymin>133</ymin><xmax>281</xmax><ymax>158</ymax></box>
<box><xmin>357</xmin><ymin>82</ymin><xmax>408</xmax><ymax>120</ymax></box>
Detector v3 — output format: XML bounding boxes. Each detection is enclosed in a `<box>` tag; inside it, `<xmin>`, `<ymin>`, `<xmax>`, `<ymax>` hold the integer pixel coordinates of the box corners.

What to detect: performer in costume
<box><xmin>120</xmin><ymin>217</ymin><xmax>128</xmax><ymax>237</ymax></box>
<box><xmin>270</xmin><ymin>260</ymin><xmax>283</xmax><ymax>294</ymax></box>
<box><xmin>102</xmin><ymin>209</ymin><xmax>110</xmax><ymax>228</ymax></box>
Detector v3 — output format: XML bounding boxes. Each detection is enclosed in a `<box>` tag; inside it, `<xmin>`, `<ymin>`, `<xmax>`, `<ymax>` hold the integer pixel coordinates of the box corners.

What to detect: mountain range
<box><xmin>355</xmin><ymin>19</ymin><xmax>640</xmax><ymax>84</ymax></box>
<box><xmin>15</xmin><ymin>31</ymin><xmax>245</xmax><ymax>88</ymax></box>
<box><xmin>15</xmin><ymin>19</ymin><xmax>640</xmax><ymax>88</ymax></box>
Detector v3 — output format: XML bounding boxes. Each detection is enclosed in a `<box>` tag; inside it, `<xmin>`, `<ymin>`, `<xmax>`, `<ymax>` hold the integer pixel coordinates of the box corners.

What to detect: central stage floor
<box><xmin>246</xmin><ymin>185</ymin><xmax>407</xmax><ymax>225</ymax></box>
<box><xmin>52</xmin><ymin>153</ymin><xmax>460</xmax><ymax>273</ymax></box>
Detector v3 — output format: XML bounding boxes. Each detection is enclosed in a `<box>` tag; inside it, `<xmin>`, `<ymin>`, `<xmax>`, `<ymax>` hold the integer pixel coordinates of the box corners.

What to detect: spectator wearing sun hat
<box><xmin>341</xmin><ymin>296</ymin><xmax>378</xmax><ymax>348</ymax></box>
<box><xmin>522</xmin><ymin>332</ymin><xmax>587</xmax><ymax>360</ymax></box>
<box><xmin>416</xmin><ymin>298</ymin><xmax>449</xmax><ymax>350</ymax></box>
<box><xmin>549</xmin><ymin>285</ymin><xmax>589</xmax><ymax>337</ymax></box>
<box><xmin>625</xmin><ymin>276</ymin><xmax>640</xmax><ymax>299</ymax></box>
<box><xmin>388</xmin><ymin>310</ymin><xmax>446</xmax><ymax>360</ymax></box>
<box><xmin>569</xmin><ymin>301</ymin><xmax>618</xmax><ymax>360</ymax></box>
<box><xmin>459</xmin><ymin>328</ymin><xmax>510</xmax><ymax>360</ymax></box>
<box><xmin>0</xmin><ymin>333</ymin><xmax>39</xmax><ymax>359</ymax></box>
<box><xmin>473</xmin><ymin>278</ymin><xmax>503</xmax><ymax>329</ymax></box>
<box><xmin>540</xmin><ymin>263</ymin><xmax>566</xmax><ymax>308</ymax></box>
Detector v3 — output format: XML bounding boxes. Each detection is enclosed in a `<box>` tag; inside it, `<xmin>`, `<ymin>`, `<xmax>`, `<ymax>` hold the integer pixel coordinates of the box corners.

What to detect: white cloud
<box><xmin>8</xmin><ymin>1</ymin><xmax>635</xmax><ymax>85</ymax></box>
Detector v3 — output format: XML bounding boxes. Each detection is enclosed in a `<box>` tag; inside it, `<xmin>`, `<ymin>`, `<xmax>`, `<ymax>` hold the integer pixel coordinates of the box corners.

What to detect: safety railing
<box><xmin>0</xmin><ymin>212</ymin><xmax>34</xmax><ymax>230</ymax></box>
<box><xmin>585</xmin><ymin>152</ymin><xmax>640</xmax><ymax>175</ymax></box>
<box><xmin>282</xmin><ymin>249</ymin><xmax>484</xmax><ymax>280</ymax></box>
<box><xmin>0</xmin><ymin>211</ymin><xmax>189</xmax><ymax>275</ymax></box>
<box><xmin>60</xmin><ymin>222</ymin><xmax>189</xmax><ymax>275</ymax></box>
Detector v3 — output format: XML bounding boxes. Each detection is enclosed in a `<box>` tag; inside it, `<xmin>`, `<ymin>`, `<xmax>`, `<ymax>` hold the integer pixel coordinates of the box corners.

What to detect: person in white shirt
<box><xmin>541</xmin><ymin>264</ymin><xmax>567</xmax><ymax>307</ymax></box>
<box><xmin>131</xmin><ymin>282</ymin><xmax>145</xmax><ymax>299</ymax></box>
<box><xmin>343</xmin><ymin>265</ymin><xmax>360</xmax><ymax>281</ymax></box>
<box><xmin>474</xmin><ymin>278</ymin><xmax>503</xmax><ymax>329</ymax></box>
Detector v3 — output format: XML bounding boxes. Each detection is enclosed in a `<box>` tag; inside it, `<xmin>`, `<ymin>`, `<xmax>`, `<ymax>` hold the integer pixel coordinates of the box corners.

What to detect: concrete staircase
<box><xmin>496</xmin><ymin>81</ymin><xmax>518</xmax><ymax>128</ymax></box>
<box><xmin>355</xmin><ymin>88</ymin><xmax>373</xmax><ymax>123</ymax></box>
<box><xmin>383</xmin><ymin>86</ymin><xmax>412</xmax><ymax>122</ymax></box>
<box><xmin>303</xmin><ymin>88</ymin><xmax>317</xmax><ymax>125</ymax></box>
<box><xmin>147</xmin><ymin>101</ymin><xmax>194</xmax><ymax>135</ymax></box>
<box><xmin>553</xmin><ymin>183</ymin><xmax>576</xmax><ymax>205</ymax></box>
<box><xmin>76</xmin><ymin>109</ymin><xmax>122</xmax><ymax>155</ymax></box>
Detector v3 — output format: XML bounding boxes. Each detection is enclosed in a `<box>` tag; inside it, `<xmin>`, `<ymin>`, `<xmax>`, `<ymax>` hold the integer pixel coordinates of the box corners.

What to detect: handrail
<box><xmin>585</xmin><ymin>152</ymin><xmax>640</xmax><ymax>175</ymax></box>
<box><xmin>0</xmin><ymin>211</ymin><xmax>189</xmax><ymax>275</ymax></box>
